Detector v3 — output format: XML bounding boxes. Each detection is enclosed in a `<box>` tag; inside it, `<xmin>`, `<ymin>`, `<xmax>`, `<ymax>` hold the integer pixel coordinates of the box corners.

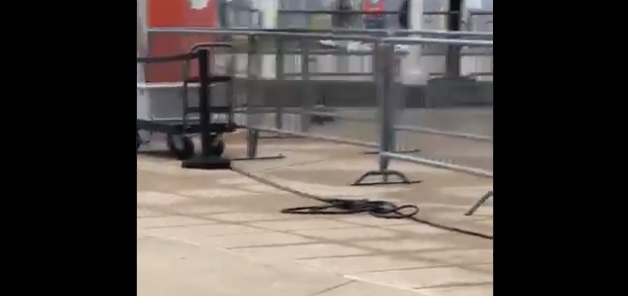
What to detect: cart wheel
<box><xmin>209</xmin><ymin>140</ymin><xmax>225</xmax><ymax>156</ymax></box>
<box><xmin>166</xmin><ymin>134</ymin><xmax>195</xmax><ymax>160</ymax></box>
<box><xmin>136</xmin><ymin>131</ymin><xmax>142</xmax><ymax>152</ymax></box>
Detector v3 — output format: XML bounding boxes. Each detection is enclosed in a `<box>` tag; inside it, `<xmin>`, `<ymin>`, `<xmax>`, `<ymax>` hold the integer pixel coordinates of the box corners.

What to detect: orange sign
<box><xmin>146</xmin><ymin>0</ymin><xmax>219</xmax><ymax>82</ymax></box>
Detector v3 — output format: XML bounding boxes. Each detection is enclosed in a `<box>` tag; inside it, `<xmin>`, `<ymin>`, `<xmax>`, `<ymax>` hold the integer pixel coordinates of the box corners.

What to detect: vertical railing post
<box><xmin>274</xmin><ymin>37</ymin><xmax>286</xmax><ymax>131</ymax></box>
<box><xmin>226</xmin><ymin>46</ymin><xmax>236</xmax><ymax>124</ymax></box>
<box><xmin>375</xmin><ymin>43</ymin><xmax>396</xmax><ymax>176</ymax></box>
<box><xmin>299</xmin><ymin>38</ymin><xmax>313</xmax><ymax>132</ymax></box>
<box><xmin>197</xmin><ymin>48</ymin><xmax>212</xmax><ymax>157</ymax></box>
<box><xmin>246</xmin><ymin>35</ymin><xmax>260</xmax><ymax>159</ymax></box>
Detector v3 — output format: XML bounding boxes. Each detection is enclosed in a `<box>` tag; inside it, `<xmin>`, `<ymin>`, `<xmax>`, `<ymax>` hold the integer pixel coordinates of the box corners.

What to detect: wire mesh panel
<box><xmin>254</xmin><ymin>35</ymin><xmax>384</xmax><ymax>145</ymax></box>
<box><xmin>382</xmin><ymin>37</ymin><xmax>493</xmax><ymax>174</ymax></box>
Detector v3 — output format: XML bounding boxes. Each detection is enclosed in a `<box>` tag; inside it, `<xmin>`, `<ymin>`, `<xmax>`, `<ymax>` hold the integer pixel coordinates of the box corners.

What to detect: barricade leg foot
<box><xmin>181</xmin><ymin>156</ymin><xmax>232</xmax><ymax>170</ymax></box>
<box><xmin>465</xmin><ymin>191</ymin><xmax>493</xmax><ymax>216</ymax></box>
<box><xmin>235</xmin><ymin>130</ymin><xmax>287</xmax><ymax>161</ymax></box>
<box><xmin>363</xmin><ymin>148</ymin><xmax>420</xmax><ymax>155</ymax></box>
<box><xmin>352</xmin><ymin>170</ymin><xmax>420</xmax><ymax>186</ymax></box>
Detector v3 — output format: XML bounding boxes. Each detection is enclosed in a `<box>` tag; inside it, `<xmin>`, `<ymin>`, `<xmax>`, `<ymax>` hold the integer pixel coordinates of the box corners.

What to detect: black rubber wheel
<box><xmin>209</xmin><ymin>140</ymin><xmax>225</xmax><ymax>156</ymax></box>
<box><xmin>136</xmin><ymin>131</ymin><xmax>142</xmax><ymax>152</ymax></box>
<box><xmin>166</xmin><ymin>134</ymin><xmax>195</xmax><ymax>160</ymax></box>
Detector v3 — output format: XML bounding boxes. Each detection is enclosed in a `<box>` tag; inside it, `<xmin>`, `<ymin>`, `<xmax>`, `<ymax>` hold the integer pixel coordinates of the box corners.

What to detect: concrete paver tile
<box><xmin>137</xmin><ymin>216</ymin><xmax>218</xmax><ymax>229</ymax></box>
<box><xmin>429</xmin><ymin>234</ymin><xmax>493</xmax><ymax>250</ymax></box>
<box><xmin>335</xmin><ymin>216</ymin><xmax>416</xmax><ymax>227</ymax></box>
<box><xmin>471</xmin><ymin>206</ymin><xmax>493</xmax><ymax>216</ymax></box>
<box><xmin>418</xmin><ymin>285</ymin><xmax>493</xmax><ymax>296</ymax></box>
<box><xmin>416</xmin><ymin>249</ymin><xmax>493</xmax><ymax>266</ymax></box>
<box><xmin>204</xmin><ymin>212</ymin><xmax>295</xmax><ymax>223</ymax></box>
<box><xmin>472</xmin><ymin>263</ymin><xmax>493</xmax><ymax>274</ymax></box>
<box><xmin>138</xmin><ymin>236</ymin><xmax>349</xmax><ymax>296</ymax></box>
<box><xmin>137</xmin><ymin>208</ymin><xmax>162</xmax><ymax>218</ymax></box>
<box><xmin>216</xmin><ymin>177</ymin><xmax>260</xmax><ymax>186</ymax></box>
<box><xmin>249</xmin><ymin>219</ymin><xmax>357</xmax><ymax>231</ymax></box>
<box><xmin>163</xmin><ymin>205</ymin><xmax>237</xmax><ymax>215</ymax></box>
<box><xmin>294</xmin><ymin>227</ymin><xmax>398</xmax><ymax>240</ymax></box>
<box><xmin>195</xmin><ymin>232</ymin><xmax>315</xmax><ymax>249</ymax></box>
<box><xmin>440</xmin><ymin>186</ymin><xmax>494</xmax><ymax>199</ymax></box>
<box><xmin>137</xmin><ymin>233</ymin><xmax>151</xmax><ymax>239</ymax></box>
<box><xmin>351</xmin><ymin>266</ymin><xmax>493</xmax><ymax>290</ymax></box>
<box><xmin>314</xmin><ymin>280</ymin><xmax>428</xmax><ymax>296</ymax></box>
<box><xmin>475</xmin><ymin>220</ymin><xmax>493</xmax><ymax>227</ymax></box>
<box><xmin>383</xmin><ymin>224</ymin><xmax>451</xmax><ymax>235</ymax></box>
<box><xmin>143</xmin><ymin>223</ymin><xmax>266</xmax><ymax>240</ymax></box>
<box><xmin>233</xmin><ymin>243</ymin><xmax>370</xmax><ymax>260</ymax></box>
<box><xmin>354</xmin><ymin>239</ymin><xmax>456</xmax><ymax>252</ymax></box>
<box><xmin>137</xmin><ymin>191</ymin><xmax>189</xmax><ymax>206</ymax></box>
<box><xmin>298</xmin><ymin>254</ymin><xmax>441</xmax><ymax>274</ymax></box>
<box><xmin>177</xmin><ymin>189</ymin><xmax>258</xmax><ymax>199</ymax></box>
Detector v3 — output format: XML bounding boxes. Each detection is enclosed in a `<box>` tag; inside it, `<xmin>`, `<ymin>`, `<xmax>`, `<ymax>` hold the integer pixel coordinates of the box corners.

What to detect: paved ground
<box><xmin>137</xmin><ymin>133</ymin><xmax>493</xmax><ymax>296</ymax></box>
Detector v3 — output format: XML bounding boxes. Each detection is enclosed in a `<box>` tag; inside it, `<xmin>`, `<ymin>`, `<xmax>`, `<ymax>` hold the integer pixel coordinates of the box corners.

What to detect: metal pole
<box><xmin>197</xmin><ymin>48</ymin><xmax>212</xmax><ymax>157</ymax></box>
<box><xmin>376</xmin><ymin>43</ymin><xmax>395</xmax><ymax>174</ymax></box>
<box><xmin>445</xmin><ymin>0</ymin><xmax>462</xmax><ymax>77</ymax></box>
<box><xmin>275</xmin><ymin>37</ymin><xmax>286</xmax><ymax>131</ymax></box>
<box><xmin>299</xmin><ymin>39</ymin><xmax>312</xmax><ymax>132</ymax></box>
<box><xmin>246</xmin><ymin>35</ymin><xmax>260</xmax><ymax>158</ymax></box>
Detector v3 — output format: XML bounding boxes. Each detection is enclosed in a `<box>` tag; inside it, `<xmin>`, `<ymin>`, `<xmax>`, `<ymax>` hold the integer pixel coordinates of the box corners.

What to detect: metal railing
<box><xmin>275</xmin><ymin>1</ymin><xmax>493</xmax><ymax>32</ymax></box>
<box><xmin>149</xmin><ymin>27</ymin><xmax>492</xmax><ymax>79</ymax></box>
<box><xmin>142</xmin><ymin>27</ymin><xmax>493</xmax><ymax>194</ymax></box>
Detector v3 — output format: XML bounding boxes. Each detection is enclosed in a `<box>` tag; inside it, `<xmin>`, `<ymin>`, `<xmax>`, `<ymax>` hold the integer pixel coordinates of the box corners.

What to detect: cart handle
<box><xmin>182</xmin><ymin>42</ymin><xmax>234</xmax><ymax>82</ymax></box>
<box><xmin>188</xmin><ymin>42</ymin><xmax>232</xmax><ymax>53</ymax></box>
<box><xmin>137</xmin><ymin>52</ymin><xmax>198</xmax><ymax>64</ymax></box>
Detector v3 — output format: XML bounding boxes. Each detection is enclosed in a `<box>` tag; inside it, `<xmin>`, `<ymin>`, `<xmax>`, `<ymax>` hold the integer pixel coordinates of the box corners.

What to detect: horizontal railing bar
<box><xmin>248</xmin><ymin>126</ymin><xmax>379</xmax><ymax>148</ymax></box>
<box><xmin>148</xmin><ymin>27</ymin><xmax>493</xmax><ymax>38</ymax></box>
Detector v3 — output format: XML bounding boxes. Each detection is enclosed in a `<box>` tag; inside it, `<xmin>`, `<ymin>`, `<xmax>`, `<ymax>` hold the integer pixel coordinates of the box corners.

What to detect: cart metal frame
<box><xmin>136</xmin><ymin>43</ymin><xmax>237</xmax><ymax>161</ymax></box>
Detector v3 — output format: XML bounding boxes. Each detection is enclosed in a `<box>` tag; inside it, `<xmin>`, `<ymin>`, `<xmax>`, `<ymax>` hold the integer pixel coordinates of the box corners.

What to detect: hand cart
<box><xmin>136</xmin><ymin>43</ymin><xmax>237</xmax><ymax>161</ymax></box>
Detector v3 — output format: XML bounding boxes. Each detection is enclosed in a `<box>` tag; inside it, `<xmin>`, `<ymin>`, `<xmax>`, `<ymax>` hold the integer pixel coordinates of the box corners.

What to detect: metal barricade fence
<box><xmin>273</xmin><ymin>2</ymin><xmax>493</xmax><ymax>78</ymax></box>
<box><xmin>148</xmin><ymin>28</ymin><xmax>490</xmax><ymax>133</ymax></box>
<box><xmin>373</xmin><ymin>37</ymin><xmax>493</xmax><ymax>212</ymax></box>
<box><xmin>145</xmin><ymin>28</ymin><xmax>492</xmax><ymax>184</ymax></box>
<box><xmin>147</xmin><ymin>27</ymin><xmax>492</xmax><ymax>79</ymax></box>
<box><xmin>374</xmin><ymin>37</ymin><xmax>493</xmax><ymax>180</ymax></box>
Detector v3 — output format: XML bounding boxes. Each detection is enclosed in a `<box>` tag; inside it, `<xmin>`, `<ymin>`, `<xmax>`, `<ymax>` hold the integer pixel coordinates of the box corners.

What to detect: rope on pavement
<box><xmin>231</xmin><ymin>166</ymin><xmax>493</xmax><ymax>240</ymax></box>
